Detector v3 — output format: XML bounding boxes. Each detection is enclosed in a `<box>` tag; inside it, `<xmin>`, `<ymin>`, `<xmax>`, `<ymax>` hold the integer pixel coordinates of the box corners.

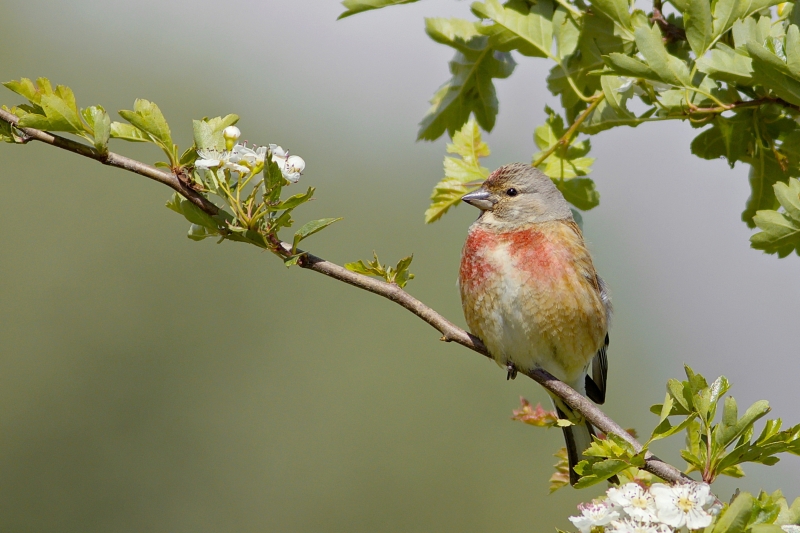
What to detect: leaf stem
<box><xmin>532</xmin><ymin>94</ymin><xmax>605</xmax><ymax>167</ymax></box>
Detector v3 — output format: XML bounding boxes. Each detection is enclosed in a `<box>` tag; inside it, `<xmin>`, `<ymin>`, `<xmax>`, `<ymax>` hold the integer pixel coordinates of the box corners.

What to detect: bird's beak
<box><xmin>462</xmin><ymin>189</ymin><xmax>495</xmax><ymax>210</ymax></box>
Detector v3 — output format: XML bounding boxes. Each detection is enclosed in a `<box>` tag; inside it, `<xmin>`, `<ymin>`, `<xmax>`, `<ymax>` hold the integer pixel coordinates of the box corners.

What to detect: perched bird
<box><xmin>458</xmin><ymin>163</ymin><xmax>611</xmax><ymax>486</ymax></box>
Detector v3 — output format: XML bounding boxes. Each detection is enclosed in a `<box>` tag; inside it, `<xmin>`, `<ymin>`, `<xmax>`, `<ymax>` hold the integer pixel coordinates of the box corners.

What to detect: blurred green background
<box><xmin>1</xmin><ymin>1</ymin><xmax>799</xmax><ymax>532</ymax></box>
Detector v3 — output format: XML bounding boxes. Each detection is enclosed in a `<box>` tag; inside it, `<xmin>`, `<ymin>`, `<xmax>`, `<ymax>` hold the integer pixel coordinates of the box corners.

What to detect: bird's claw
<box><xmin>506</xmin><ymin>362</ymin><xmax>517</xmax><ymax>380</ymax></box>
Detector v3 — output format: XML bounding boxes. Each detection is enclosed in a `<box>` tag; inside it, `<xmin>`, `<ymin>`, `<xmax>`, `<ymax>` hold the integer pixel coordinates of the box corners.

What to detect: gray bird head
<box><xmin>462</xmin><ymin>163</ymin><xmax>572</xmax><ymax>228</ymax></box>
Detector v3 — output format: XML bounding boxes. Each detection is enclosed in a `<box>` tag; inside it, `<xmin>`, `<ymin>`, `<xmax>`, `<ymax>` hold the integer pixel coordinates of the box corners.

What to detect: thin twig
<box><xmin>532</xmin><ymin>95</ymin><xmax>605</xmax><ymax>168</ymax></box>
<box><xmin>0</xmin><ymin>107</ymin><xmax>686</xmax><ymax>484</ymax></box>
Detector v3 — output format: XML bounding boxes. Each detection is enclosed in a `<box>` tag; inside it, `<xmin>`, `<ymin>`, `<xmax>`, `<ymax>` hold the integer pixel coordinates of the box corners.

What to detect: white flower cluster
<box><xmin>194</xmin><ymin>126</ymin><xmax>305</xmax><ymax>183</ymax></box>
<box><xmin>569</xmin><ymin>483</ymin><xmax>720</xmax><ymax>533</ymax></box>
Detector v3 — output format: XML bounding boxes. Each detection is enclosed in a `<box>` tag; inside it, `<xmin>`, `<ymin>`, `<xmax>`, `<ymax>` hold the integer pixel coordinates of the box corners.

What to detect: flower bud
<box><xmin>223</xmin><ymin>126</ymin><xmax>241</xmax><ymax>151</ymax></box>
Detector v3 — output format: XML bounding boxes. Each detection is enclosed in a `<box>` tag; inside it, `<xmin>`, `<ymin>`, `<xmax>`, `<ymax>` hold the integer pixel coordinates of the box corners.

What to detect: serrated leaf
<box><xmin>192</xmin><ymin>114</ymin><xmax>239</xmax><ymax>151</ymax></box>
<box><xmin>418</xmin><ymin>18</ymin><xmax>515</xmax><ymax>140</ymax></box>
<box><xmin>110</xmin><ymin>122</ymin><xmax>150</xmax><ymax>142</ymax></box>
<box><xmin>337</xmin><ymin>0</ymin><xmax>419</xmax><ymax>19</ymax></box>
<box><xmin>697</xmin><ymin>43</ymin><xmax>754</xmax><ymax>84</ymax></box>
<box><xmin>471</xmin><ymin>0</ymin><xmax>555</xmax><ymax>59</ymax></box>
<box><xmin>751</xmin><ymin>205</ymin><xmax>800</xmax><ymax>255</ymax></box>
<box><xmin>573</xmin><ymin>459</ymin><xmax>629</xmax><ymax>488</ymax></box>
<box><xmin>748</xmin><ymin>41</ymin><xmax>800</xmax><ymax>106</ymax></box>
<box><xmin>553</xmin><ymin>6</ymin><xmax>580</xmax><ymax>59</ymax></box>
<box><xmin>742</xmin><ymin>149</ymin><xmax>784</xmax><ymax>228</ymax></box>
<box><xmin>713</xmin><ymin>0</ymin><xmax>783</xmax><ymax>40</ymax></box>
<box><xmin>12</xmin><ymin>80</ymin><xmax>85</xmax><ymax>134</ymax></box>
<box><xmin>270</xmin><ymin>187</ymin><xmax>315</xmax><ymax>211</ymax></box>
<box><xmin>292</xmin><ymin>217</ymin><xmax>343</xmax><ymax>252</ymax></box>
<box><xmin>393</xmin><ymin>255</ymin><xmax>415</xmax><ymax>288</ymax></box>
<box><xmin>3</xmin><ymin>78</ymin><xmax>40</xmax><ymax>102</ymax></box>
<box><xmin>589</xmin><ymin>0</ymin><xmax>632</xmax><ymax>31</ymax></box>
<box><xmin>82</xmin><ymin>105</ymin><xmax>110</xmax><ymax>153</ymax></box>
<box><xmin>685</xmin><ymin>0</ymin><xmax>714</xmax><ymax>56</ymax></box>
<box><xmin>283</xmin><ymin>254</ymin><xmax>304</xmax><ymax>267</ymax></box>
<box><xmin>118</xmin><ymin>99</ymin><xmax>173</xmax><ymax>150</ymax></box>
<box><xmin>602</xmin><ymin>53</ymin><xmax>662</xmax><ymax>80</ymax></box>
<box><xmin>712</xmin><ymin>492</ymin><xmax>755</xmax><ymax>533</ymax></box>
<box><xmin>634</xmin><ymin>24</ymin><xmax>692</xmax><ymax>86</ymax></box>
<box><xmin>554</xmin><ymin>177</ymin><xmax>600</xmax><ymax>210</ymax></box>
<box><xmin>425</xmin><ymin>118</ymin><xmax>491</xmax><ymax>223</ymax></box>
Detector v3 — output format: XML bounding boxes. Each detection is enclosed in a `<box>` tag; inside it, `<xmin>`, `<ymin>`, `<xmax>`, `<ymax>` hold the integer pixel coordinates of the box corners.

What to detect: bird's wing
<box><xmin>561</xmin><ymin>220</ymin><xmax>610</xmax><ymax>405</ymax></box>
<box><xmin>585</xmin><ymin>333</ymin><xmax>609</xmax><ymax>404</ymax></box>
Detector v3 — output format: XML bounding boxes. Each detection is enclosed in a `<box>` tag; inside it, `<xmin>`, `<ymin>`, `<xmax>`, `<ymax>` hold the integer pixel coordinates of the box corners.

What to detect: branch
<box><xmin>0</xmin><ymin>108</ymin><xmax>686</xmax><ymax>485</ymax></box>
<box><xmin>651</xmin><ymin>0</ymin><xmax>686</xmax><ymax>43</ymax></box>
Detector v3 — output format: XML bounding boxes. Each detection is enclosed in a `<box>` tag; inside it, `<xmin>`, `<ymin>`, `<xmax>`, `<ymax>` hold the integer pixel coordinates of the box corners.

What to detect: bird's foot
<box><xmin>506</xmin><ymin>362</ymin><xmax>517</xmax><ymax>381</ymax></box>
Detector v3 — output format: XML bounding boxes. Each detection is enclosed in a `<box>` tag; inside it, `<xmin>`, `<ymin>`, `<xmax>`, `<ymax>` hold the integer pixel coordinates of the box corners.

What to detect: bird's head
<box><xmin>461</xmin><ymin>163</ymin><xmax>572</xmax><ymax>228</ymax></box>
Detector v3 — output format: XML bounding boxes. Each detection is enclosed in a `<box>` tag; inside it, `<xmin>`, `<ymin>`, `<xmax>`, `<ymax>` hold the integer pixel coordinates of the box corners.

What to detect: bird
<box><xmin>458</xmin><ymin>162</ymin><xmax>611</xmax><ymax>486</ymax></box>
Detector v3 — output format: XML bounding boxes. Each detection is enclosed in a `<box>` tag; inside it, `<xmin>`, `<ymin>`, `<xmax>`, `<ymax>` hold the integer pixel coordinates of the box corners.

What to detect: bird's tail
<box><xmin>552</xmin><ymin>398</ymin><xmax>596</xmax><ymax>486</ymax></box>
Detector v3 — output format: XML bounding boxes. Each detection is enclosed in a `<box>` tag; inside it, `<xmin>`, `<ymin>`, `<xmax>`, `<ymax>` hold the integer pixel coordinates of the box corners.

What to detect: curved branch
<box><xmin>0</xmin><ymin>108</ymin><xmax>687</xmax><ymax>485</ymax></box>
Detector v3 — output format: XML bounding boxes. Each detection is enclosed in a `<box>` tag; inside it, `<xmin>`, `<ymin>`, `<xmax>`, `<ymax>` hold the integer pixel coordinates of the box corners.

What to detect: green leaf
<box><xmin>582</xmin><ymin>79</ymin><xmax>656</xmax><ymax>133</ymax></box>
<box><xmin>685</xmin><ymin>0</ymin><xmax>714</xmax><ymax>56</ymax></box>
<box><xmin>471</xmin><ymin>0</ymin><xmax>555</xmax><ymax>59</ymax></box>
<box><xmin>192</xmin><ymin>114</ymin><xmax>239</xmax><ymax>151</ymax></box>
<box><xmin>110</xmin><ymin>122</ymin><xmax>150</xmax><ymax>142</ymax></box>
<box><xmin>270</xmin><ymin>187</ymin><xmax>315</xmax><ymax>211</ymax></box>
<box><xmin>588</xmin><ymin>0</ymin><xmax>632</xmax><ymax>32</ymax></box>
<box><xmin>11</xmin><ymin>79</ymin><xmax>86</xmax><ymax>134</ymax></box>
<box><xmin>187</xmin><ymin>223</ymin><xmax>219</xmax><ymax>241</ymax></box>
<box><xmin>166</xmin><ymin>192</ymin><xmax>218</xmax><ymax>229</ymax></box>
<box><xmin>82</xmin><ymin>105</ymin><xmax>111</xmax><ymax>153</ymax></box>
<box><xmin>393</xmin><ymin>255</ymin><xmax>415</xmax><ymax>288</ymax></box>
<box><xmin>292</xmin><ymin>217</ymin><xmax>343</xmax><ymax>252</ymax></box>
<box><xmin>553</xmin><ymin>6</ymin><xmax>580</xmax><ymax>60</ymax></box>
<box><xmin>649</xmin><ymin>413</ymin><xmax>697</xmax><ymax>443</ymax></box>
<box><xmin>283</xmin><ymin>254</ymin><xmax>304</xmax><ymax>267</ymax></box>
<box><xmin>418</xmin><ymin>18</ymin><xmax>516</xmax><ymax>140</ymax></box>
<box><xmin>264</xmin><ymin>157</ymin><xmax>285</xmax><ymax>203</ymax></box>
<box><xmin>634</xmin><ymin>24</ymin><xmax>692</xmax><ymax>86</ymax></box>
<box><xmin>713</xmin><ymin>0</ymin><xmax>783</xmax><ymax>41</ymax></box>
<box><xmin>742</xmin><ymin>149</ymin><xmax>784</xmax><ymax>228</ymax></box>
<box><xmin>712</xmin><ymin>492</ymin><xmax>755</xmax><ymax>533</ymax></box>
<box><xmin>751</xmin><ymin>178</ymin><xmax>800</xmax><ymax>255</ymax></box>
<box><xmin>602</xmin><ymin>53</ymin><xmax>662</xmax><ymax>81</ymax></box>
<box><xmin>118</xmin><ymin>99</ymin><xmax>173</xmax><ymax>150</ymax></box>
<box><xmin>345</xmin><ymin>252</ymin><xmax>414</xmax><ymax>286</ymax></box>
<box><xmin>697</xmin><ymin>43</ymin><xmax>754</xmax><ymax>85</ymax></box>
<box><xmin>748</xmin><ymin>41</ymin><xmax>800</xmax><ymax>106</ymax></box>
<box><xmin>573</xmin><ymin>459</ymin><xmax>629</xmax><ymax>488</ymax></box>
<box><xmin>3</xmin><ymin>77</ymin><xmax>40</xmax><ymax>102</ymax></box>
<box><xmin>337</xmin><ymin>0</ymin><xmax>419</xmax><ymax>19</ymax></box>
<box><xmin>533</xmin><ymin>107</ymin><xmax>597</xmax><ymax>193</ymax></box>
<box><xmin>554</xmin><ymin>178</ymin><xmax>600</xmax><ymax>210</ymax></box>
<box><xmin>425</xmin><ymin>118</ymin><xmax>491</xmax><ymax>223</ymax></box>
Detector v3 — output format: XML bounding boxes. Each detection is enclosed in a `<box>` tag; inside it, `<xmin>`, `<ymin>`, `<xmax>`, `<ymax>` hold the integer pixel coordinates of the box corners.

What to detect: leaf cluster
<box><xmin>707</xmin><ymin>489</ymin><xmax>800</xmax><ymax>533</ymax></box>
<box><xmin>649</xmin><ymin>365</ymin><xmax>800</xmax><ymax>483</ymax></box>
<box><xmin>1</xmin><ymin>78</ymin><xmax>343</xmax><ymax>264</ymax></box>
<box><xmin>342</xmin><ymin>0</ymin><xmax>800</xmax><ymax>256</ymax></box>
<box><xmin>425</xmin><ymin>118</ymin><xmax>490</xmax><ymax>223</ymax></box>
<box><xmin>344</xmin><ymin>252</ymin><xmax>415</xmax><ymax>287</ymax></box>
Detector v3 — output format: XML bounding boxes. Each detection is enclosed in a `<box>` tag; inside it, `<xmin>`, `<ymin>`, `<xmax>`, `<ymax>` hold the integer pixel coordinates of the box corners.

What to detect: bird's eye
<box><xmin>506</xmin><ymin>188</ymin><xmax>518</xmax><ymax>197</ymax></box>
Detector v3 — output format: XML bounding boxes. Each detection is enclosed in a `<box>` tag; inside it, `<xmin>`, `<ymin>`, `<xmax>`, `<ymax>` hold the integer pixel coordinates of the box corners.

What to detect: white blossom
<box><xmin>569</xmin><ymin>502</ymin><xmax>621</xmax><ymax>533</ymax></box>
<box><xmin>269</xmin><ymin>144</ymin><xmax>305</xmax><ymax>183</ymax></box>
<box><xmin>606</xmin><ymin>517</ymin><xmax>673</xmax><ymax>533</ymax></box>
<box><xmin>607</xmin><ymin>483</ymin><xmax>659</xmax><ymax>523</ymax></box>
<box><xmin>231</xmin><ymin>143</ymin><xmax>267</xmax><ymax>168</ymax></box>
<box><xmin>195</xmin><ymin>148</ymin><xmax>249</xmax><ymax>174</ymax></box>
<box><xmin>781</xmin><ymin>526</ymin><xmax>800</xmax><ymax>533</ymax></box>
<box><xmin>650</xmin><ymin>483</ymin><xmax>717</xmax><ymax>530</ymax></box>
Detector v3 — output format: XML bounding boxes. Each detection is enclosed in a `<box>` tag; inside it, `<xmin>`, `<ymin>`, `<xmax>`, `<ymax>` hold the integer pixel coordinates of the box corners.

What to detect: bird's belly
<box><xmin>460</xmin><ymin>234</ymin><xmax>605</xmax><ymax>384</ymax></box>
